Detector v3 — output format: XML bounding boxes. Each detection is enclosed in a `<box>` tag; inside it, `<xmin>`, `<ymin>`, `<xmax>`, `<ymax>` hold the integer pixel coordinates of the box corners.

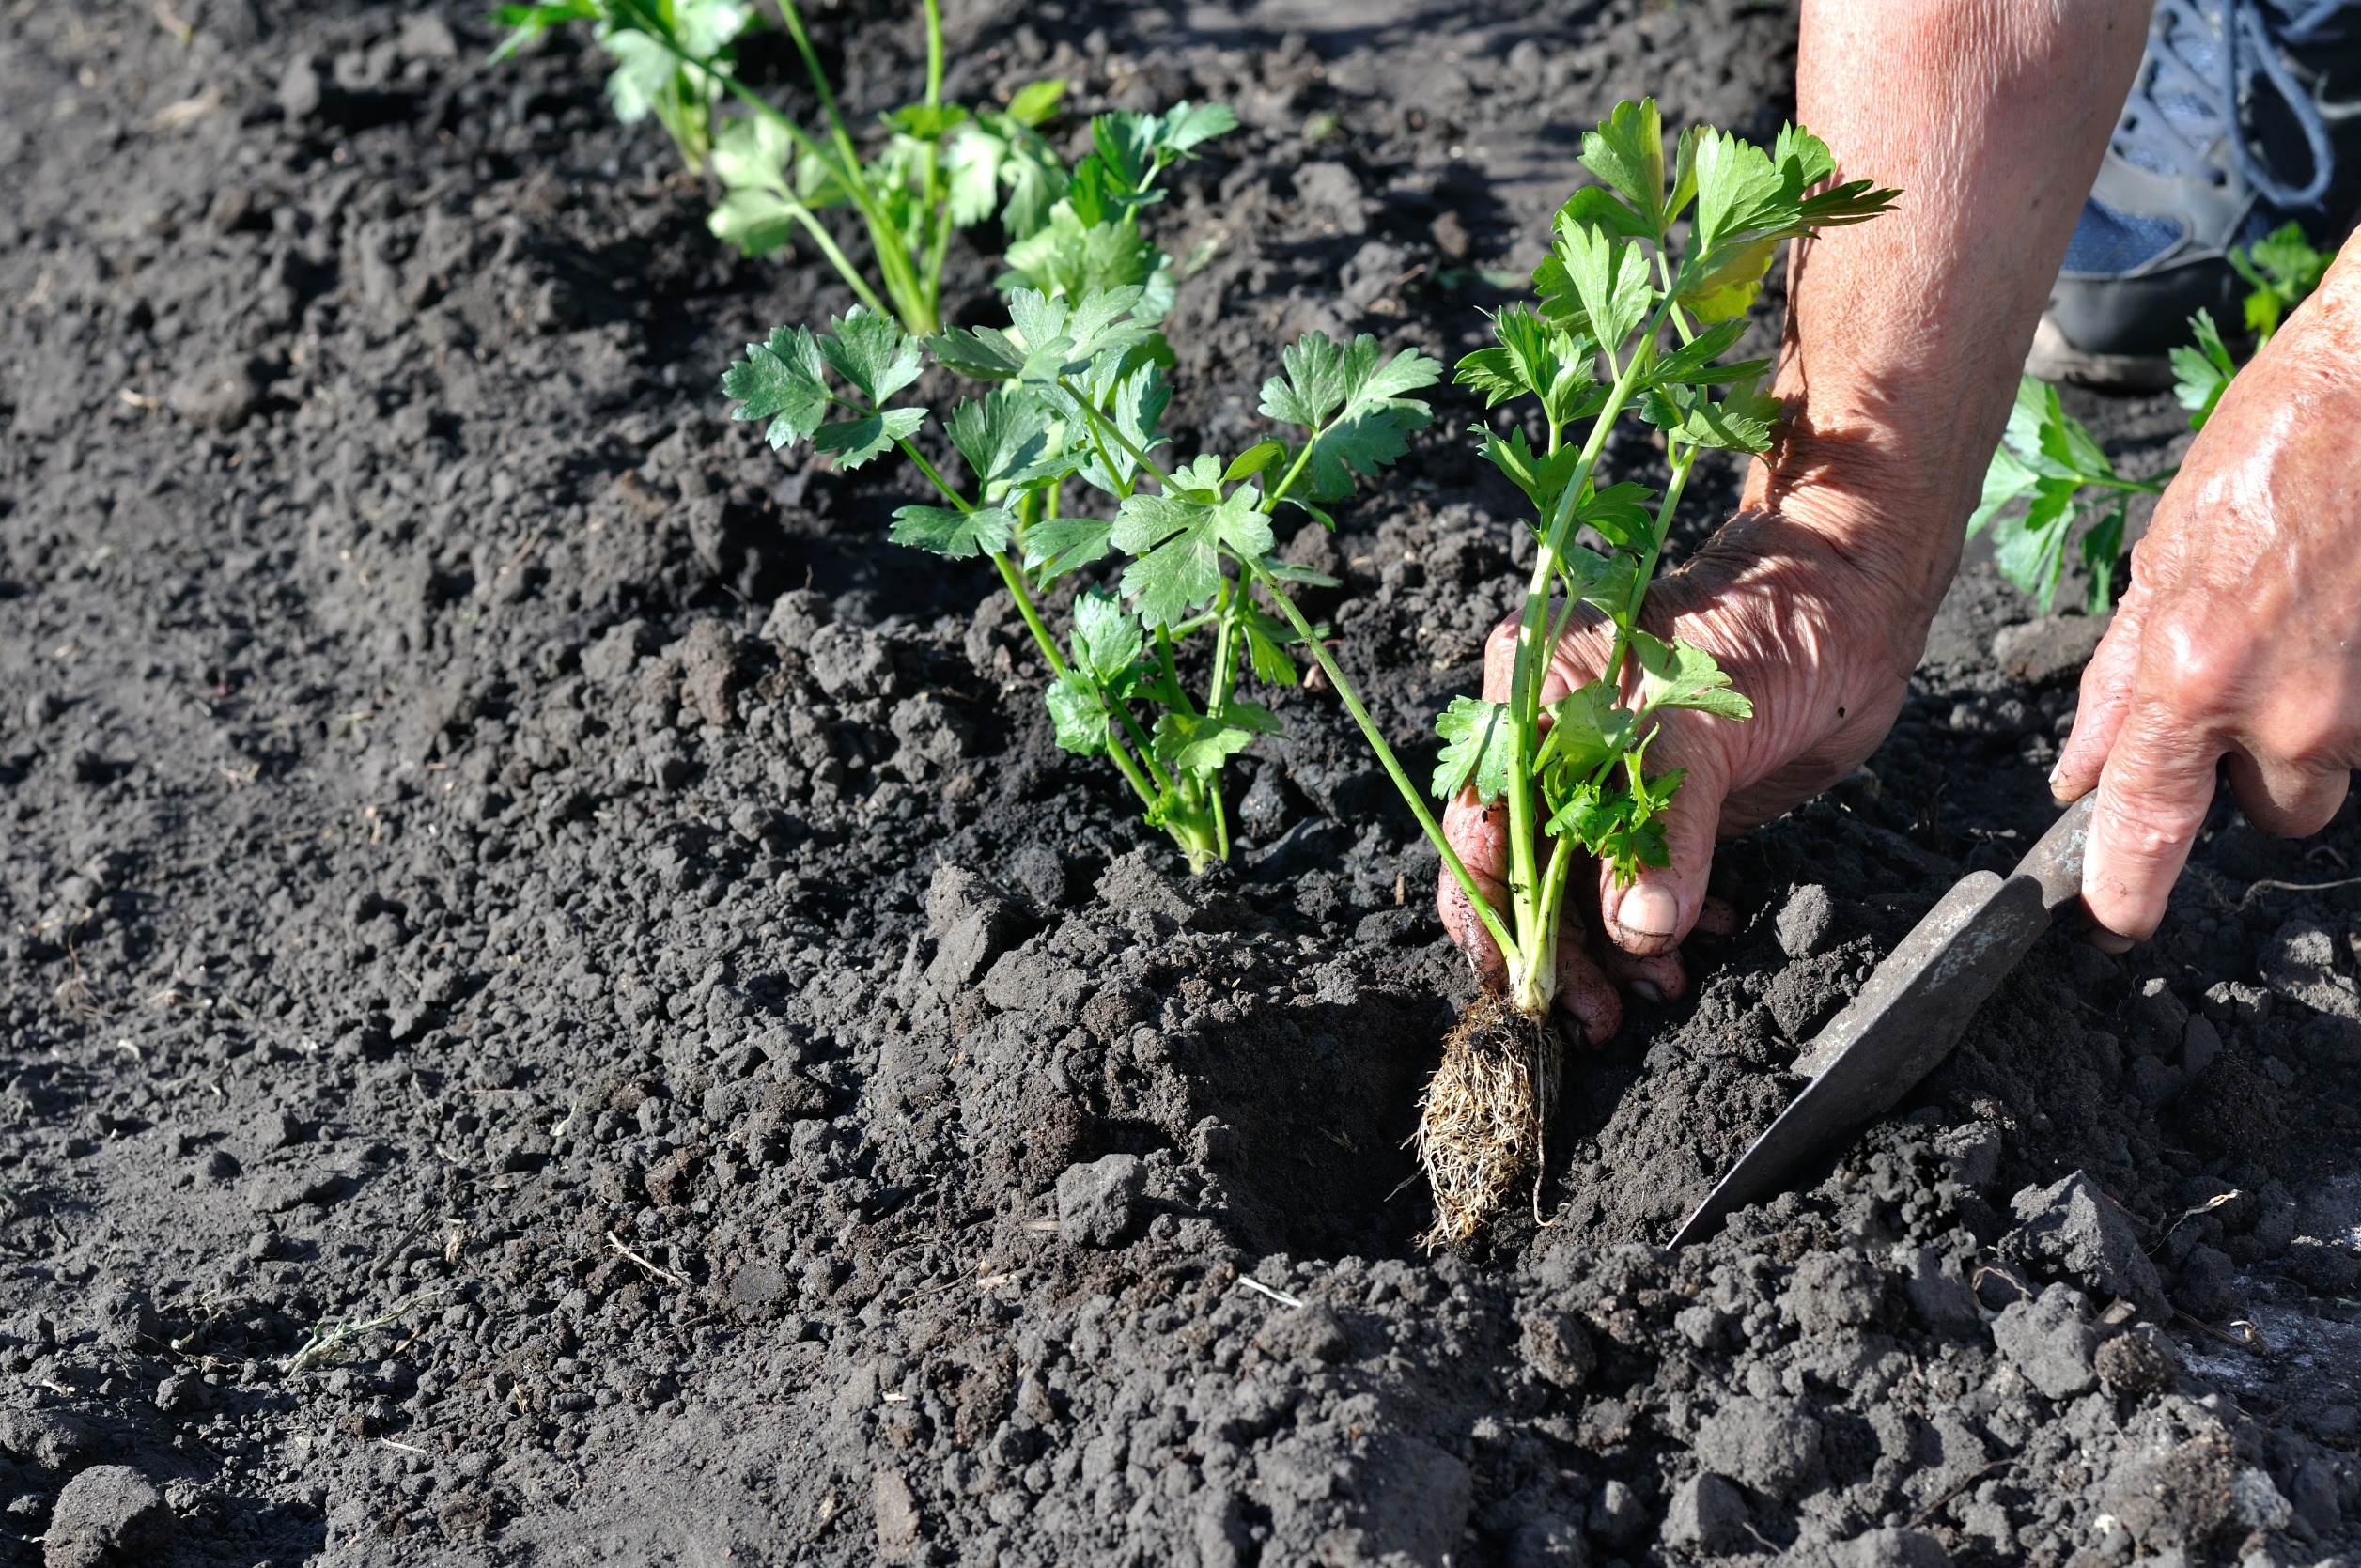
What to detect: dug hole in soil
<box><xmin>3</xmin><ymin>2</ymin><xmax>2358</xmax><ymax>1564</ymax></box>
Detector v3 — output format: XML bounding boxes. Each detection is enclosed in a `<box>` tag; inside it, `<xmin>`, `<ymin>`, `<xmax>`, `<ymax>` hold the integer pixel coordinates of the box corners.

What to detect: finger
<box><xmin>1438</xmin><ymin>792</ymin><xmax>1512</xmax><ymax>987</ymax></box>
<box><xmin>1693</xmin><ymin>896</ymin><xmax>1739</xmax><ymax>938</ymax></box>
<box><xmin>2226</xmin><ymin>750</ymin><xmax>2352</xmax><ymax>840</ymax></box>
<box><xmin>1482</xmin><ymin>617</ymin><xmax>1517</xmax><ymax>704</ymax></box>
<box><xmin>1600</xmin><ymin>735</ymin><xmax>1732</xmax><ymax>957</ymax></box>
<box><xmin>2052</xmin><ymin>583</ymin><xmax>2148</xmax><ymax>802</ymax></box>
<box><xmin>2082</xmin><ymin>701</ymin><xmax>2220</xmax><ymax>945</ymax></box>
<box><xmin>1552</xmin><ymin>896</ymin><xmax>1623</xmax><ymax>1046</ymax></box>
<box><xmin>1597</xmin><ymin>943</ymin><xmax>1688</xmax><ymax>1006</ymax></box>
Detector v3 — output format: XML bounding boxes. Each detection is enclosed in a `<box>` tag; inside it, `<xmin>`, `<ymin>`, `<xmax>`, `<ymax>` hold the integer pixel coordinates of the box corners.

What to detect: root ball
<box><xmin>1414</xmin><ymin>992</ymin><xmax>1562</xmax><ymax>1248</ymax></box>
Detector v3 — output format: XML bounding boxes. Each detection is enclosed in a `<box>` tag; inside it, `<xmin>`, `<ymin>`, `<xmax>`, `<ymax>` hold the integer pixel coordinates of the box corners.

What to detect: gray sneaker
<box><xmin>2030</xmin><ymin>0</ymin><xmax>2361</xmax><ymax>389</ymax></box>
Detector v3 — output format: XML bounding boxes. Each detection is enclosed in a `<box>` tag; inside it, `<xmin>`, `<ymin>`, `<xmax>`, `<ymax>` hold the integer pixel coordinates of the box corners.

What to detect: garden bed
<box><xmin>1</xmin><ymin>1</ymin><xmax>2356</xmax><ymax>1564</ymax></box>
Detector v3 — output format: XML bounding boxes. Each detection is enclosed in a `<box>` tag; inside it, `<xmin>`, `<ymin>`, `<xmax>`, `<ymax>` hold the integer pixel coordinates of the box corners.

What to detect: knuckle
<box><xmin>2142</xmin><ymin>607</ymin><xmax>2244</xmax><ymax>704</ymax></box>
<box><xmin>2095</xmin><ymin>785</ymin><xmax>2206</xmax><ymax>862</ymax></box>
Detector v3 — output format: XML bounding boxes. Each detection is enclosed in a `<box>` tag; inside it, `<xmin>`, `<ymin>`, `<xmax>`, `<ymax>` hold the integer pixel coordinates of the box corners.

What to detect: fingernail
<box><xmin>2088</xmin><ymin>927</ymin><xmax>2135</xmax><ymax>956</ymax></box>
<box><xmin>1628</xmin><ymin>980</ymin><xmax>1664</xmax><ymax>1004</ymax></box>
<box><xmin>1615</xmin><ymin>882</ymin><xmax>1679</xmax><ymax>940</ymax></box>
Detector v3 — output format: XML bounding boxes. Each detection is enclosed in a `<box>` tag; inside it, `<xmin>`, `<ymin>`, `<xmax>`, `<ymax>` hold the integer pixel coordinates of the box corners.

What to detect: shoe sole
<box><xmin>2023</xmin><ymin>313</ymin><xmax>2178</xmax><ymax>393</ymax></box>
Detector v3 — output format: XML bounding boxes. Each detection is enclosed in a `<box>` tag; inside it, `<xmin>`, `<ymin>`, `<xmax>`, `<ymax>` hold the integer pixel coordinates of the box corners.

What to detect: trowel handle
<box><xmin>2012</xmin><ymin>793</ymin><xmax>2097</xmax><ymax>915</ymax></box>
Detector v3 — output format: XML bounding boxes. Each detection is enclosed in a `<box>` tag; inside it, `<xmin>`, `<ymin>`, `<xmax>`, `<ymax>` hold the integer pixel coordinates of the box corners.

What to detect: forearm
<box><xmin>1750</xmin><ymin>0</ymin><xmax>2151</xmax><ymax>633</ymax></box>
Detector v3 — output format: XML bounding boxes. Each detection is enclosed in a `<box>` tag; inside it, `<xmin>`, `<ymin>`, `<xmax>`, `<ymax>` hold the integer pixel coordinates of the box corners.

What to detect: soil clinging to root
<box><xmin>2</xmin><ymin>2</ymin><xmax>2359</xmax><ymax>1566</ymax></box>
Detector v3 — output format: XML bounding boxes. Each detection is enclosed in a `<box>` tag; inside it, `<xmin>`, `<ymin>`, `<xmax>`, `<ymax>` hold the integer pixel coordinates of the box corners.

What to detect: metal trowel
<box><xmin>1668</xmin><ymin>794</ymin><xmax>2097</xmax><ymax>1249</ymax></box>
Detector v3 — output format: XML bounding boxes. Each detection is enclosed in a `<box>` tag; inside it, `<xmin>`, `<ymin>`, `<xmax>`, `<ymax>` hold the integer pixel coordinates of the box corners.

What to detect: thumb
<box><xmin>1600</xmin><ymin>737</ymin><xmax>1729</xmax><ymax>957</ymax></box>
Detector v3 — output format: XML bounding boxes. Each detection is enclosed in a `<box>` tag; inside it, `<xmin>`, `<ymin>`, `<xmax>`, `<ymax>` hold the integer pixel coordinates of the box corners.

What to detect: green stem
<box><xmin>763</xmin><ymin>0</ymin><xmax>935</xmax><ymax>330</ymax></box>
<box><xmin>1098</xmin><ymin>709</ymin><xmax>1160</xmax><ymax>809</ymax></box>
<box><xmin>921</xmin><ymin>0</ymin><xmax>945</xmax><ymax>109</ymax></box>
<box><xmin>1115</xmin><ymin>704</ymin><xmax>1173</xmax><ymax>792</ymax></box>
<box><xmin>889</xmin><ymin>436</ymin><xmax>1069</xmax><ymax>682</ymax></box>
<box><xmin>1250</xmin><ymin>563</ymin><xmax>1520</xmax><ymax>961</ymax></box>
<box><xmin>988</xmin><ymin>551</ymin><xmax>1067</xmax><ymax>679</ymax></box>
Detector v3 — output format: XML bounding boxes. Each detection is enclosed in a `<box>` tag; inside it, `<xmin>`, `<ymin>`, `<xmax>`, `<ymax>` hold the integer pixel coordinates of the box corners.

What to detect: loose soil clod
<box><xmin>1414</xmin><ymin>990</ymin><xmax>1562</xmax><ymax>1248</ymax></box>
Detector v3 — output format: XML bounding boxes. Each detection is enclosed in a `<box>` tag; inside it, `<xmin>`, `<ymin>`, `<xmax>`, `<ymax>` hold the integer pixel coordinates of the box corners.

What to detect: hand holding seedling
<box><xmin>1437</xmin><ymin>0</ymin><xmax>2149</xmax><ymax>1018</ymax></box>
<box><xmin>2054</xmin><ymin>242</ymin><xmax>2361</xmax><ymax>946</ymax></box>
<box><xmin>1439</xmin><ymin>508</ymin><xmax>1920</xmax><ymax>1041</ymax></box>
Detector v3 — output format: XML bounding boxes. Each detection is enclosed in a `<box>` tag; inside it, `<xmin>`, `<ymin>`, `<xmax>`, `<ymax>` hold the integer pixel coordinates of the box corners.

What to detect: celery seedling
<box><xmin>2229</xmin><ymin>221</ymin><xmax>2331</xmax><ymax>343</ymax></box>
<box><xmin>1196</xmin><ymin>100</ymin><xmax>1895</xmax><ymax>1243</ymax></box>
<box><xmin>1375</xmin><ymin>101</ymin><xmax>1895</xmax><ymax>1025</ymax></box>
<box><xmin>722</xmin><ymin>287</ymin><xmax>1433</xmax><ymax>870</ymax></box>
<box><xmin>491</xmin><ymin>0</ymin><xmax>1233</xmax><ymax>334</ymax></box>
<box><xmin>1977</xmin><ymin>219</ymin><xmax>2332</xmax><ymax>616</ymax></box>
<box><xmin>1974</xmin><ymin>302</ymin><xmax>2256</xmax><ymax>615</ymax></box>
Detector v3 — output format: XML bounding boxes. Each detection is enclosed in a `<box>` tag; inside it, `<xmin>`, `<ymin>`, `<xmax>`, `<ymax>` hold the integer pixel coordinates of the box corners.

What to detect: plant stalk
<box><xmin>1249</xmin><ymin>565</ymin><xmax>1519</xmax><ymax>961</ymax></box>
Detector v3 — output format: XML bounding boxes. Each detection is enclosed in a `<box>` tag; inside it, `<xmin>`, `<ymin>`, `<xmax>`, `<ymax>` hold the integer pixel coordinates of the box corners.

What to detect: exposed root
<box><xmin>1413</xmin><ymin>992</ymin><xmax>1561</xmax><ymax>1249</ymax></box>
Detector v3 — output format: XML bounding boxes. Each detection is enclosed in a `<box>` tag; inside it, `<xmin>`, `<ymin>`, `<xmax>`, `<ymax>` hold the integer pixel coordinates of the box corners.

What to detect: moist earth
<box><xmin>2</xmin><ymin>1</ymin><xmax>2358</xmax><ymax>1565</ymax></box>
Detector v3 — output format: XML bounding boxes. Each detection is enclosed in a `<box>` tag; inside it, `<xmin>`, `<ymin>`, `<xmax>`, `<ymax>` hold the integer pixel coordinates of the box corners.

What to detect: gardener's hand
<box><xmin>2052</xmin><ymin>244</ymin><xmax>2361</xmax><ymax>947</ymax></box>
<box><xmin>1438</xmin><ymin>499</ymin><xmax>1938</xmax><ymax>1042</ymax></box>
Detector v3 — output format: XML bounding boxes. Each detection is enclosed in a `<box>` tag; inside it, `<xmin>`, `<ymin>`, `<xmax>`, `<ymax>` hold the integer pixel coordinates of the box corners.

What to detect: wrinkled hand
<box><xmin>1437</xmin><ymin>504</ymin><xmax>1936</xmax><ymax>1042</ymax></box>
<box><xmin>2053</xmin><ymin>251</ymin><xmax>2361</xmax><ymax>947</ymax></box>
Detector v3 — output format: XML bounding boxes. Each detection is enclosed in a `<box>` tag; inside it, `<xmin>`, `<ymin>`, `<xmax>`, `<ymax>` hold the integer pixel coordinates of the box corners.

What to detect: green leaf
<box><xmin>2080</xmin><ymin>499</ymin><xmax>2126</xmax><ymax>616</ymax></box>
<box><xmin>1648</xmin><ymin>319</ymin><xmax>1758</xmax><ymax>386</ymax></box>
<box><xmin>942</xmin><ymin>126</ymin><xmax>1005</xmax><ymax>227</ymax></box>
<box><xmin>816</xmin><ymin>307</ymin><xmax>924</xmax><ymax>404</ymax></box>
<box><xmin>1639</xmin><ymin>380</ymin><xmax>1780</xmax><ymax>454</ymax></box>
<box><xmin>2229</xmin><ymin>221</ymin><xmax>2329</xmax><ymax>340</ymax></box>
<box><xmin>1006</xmin><ymin>77</ymin><xmax>1069</xmax><ymax>128</ymax></box>
<box><xmin>2170</xmin><ymin>309</ymin><xmax>2235</xmax><ymax>431</ymax></box>
<box><xmin>813</xmin><ymin>406</ymin><xmax>927</xmax><ymax>468</ymax></box>
<box><xmin>1157</xmin><ymin>101</ymin><xmax>1238</xmax><ymax>156</ymax></box>
<box><xmin>1577</xmin><ymin>480</ymin><xmax>1656</xmax><ymax>552</ymax></box>
<box><xmin>1047</xmin><ymin>669</ymin><xmax>1109</xmax><ymax>754</ymax></box>
<box><xmin>599</xmin><ymin>30</ymin><xmax>680</xmax><ymax>126</ymax></box>
<box><xmin>1224</xmin><ymin>441</ymin><xmax>1287</xmax><ymax>481</ymax></box>
<box><xmin>1240</xmin><ymin>604</ymin><xmax>1301</xmax><ymax>686</ymax></box>
<box><xmin>1072</xmin><ymin>358</ymin><xmax>1172</xmax><ymax>495</ymax></box>
<box><xmin>1558</xmin><ymin>184</ymin><xmax>1657</xmax><ymax>241</ymax></box>
<box><xmin>1022</xmin><ymin>514</ymin><xmax>1113</xmax><ymax>581</ymax></box>
<box><xmin>722</xmin><ymin>325</ymin><xmax>833</xmax><ymax>450</ymax></box>
<box><xmin>1578</xmin><ymin>97</ymin><xmax>1668</xmax><ymax>236</ymax></box>
<box><xmin>2036</xmin><ymin>391</ymin><xmax>2113</xmax><ymax>482</ymax></box>
<box><xmin>1152</xmin><ymin>706</ymin><xmax>1275</xmax><ymax>778</ymax></box>
<box><xmin>1689</xmin><ymin>127</ymin><xmax>1784</xmax><ymax>252</ymax></box>
<box><xmin>1676</xmin><ymin>234</ymin><xmax>1779</xmax><ymax>323</ymax></box>
<box><xmin>707</xmin><ymin>187</ymin><xmax>802</xmax><ymax>256</ymax></box>
<box><xmin>888</xmin><ymin>504</ymin><xmax>1015</xmax><ymax>559</ymax></box>
<box><xmin>1633</xmin><ymin>631</ymin><xmax>1752</xmax><ymax>720</ymax></box>
<box><xmin>1476</xmin><ymin>427</ymin><xmax>1581</xmax><ymax>518</ymax></box>
<box><xmin>672</xmin><ymin>0</ymin><xmax>750</xmax><ymax>57</ymax></box>
<box><xmin>1453</xmin><ymin>347</ymin><xmax>1525</xmax><ymax>409</ymax></box>
<box><xmin>1968</xmin><ymin>441</ymin><xmax>2039</xmax><ymax>539</ymax></box>
<box><xmin>1534</xmin><ymin>681</ymin><xmax>1632</xmax><ymax>776</ymax></box>
<box><xmin>947</xmin><ymin>393</ymin><xmax>1053</xmax><ymax>488</ymax></box>
<box><xmin>1553</xmin><ymin>214</ymin><xmax>1654</xmax><ymax>350</ymax></box>
<box><xmin>489</xmin><ymin>3</ymin><xmax>598</xmax><ymax>63</ymax></box>
<box><xmin>1991</xmin><ymin>479</ymin><xmax>2078</xmax><ymax>614</ymax></box>
<box><xmin>1070</xmin><ymin>589</ymin><xmax>1142</xmax><ymax>683</ymax></box>
<box><xmin>1432</xmin><ymin>695</ymin><xmax>1514</xmax><ymax>803</ymax></box>
<box><xmin>1111</xmin><ymin>489</ymin><xmax>1273</xmax><ymax>627</ymax></box>
<box><xmin>1257</xmin><ymin>333</ymin><xmax>1442</xmax><ymax>502</ymax></box>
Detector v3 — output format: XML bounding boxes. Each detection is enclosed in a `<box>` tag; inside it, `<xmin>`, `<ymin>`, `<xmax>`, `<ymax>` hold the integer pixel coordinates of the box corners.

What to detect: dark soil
<box><xmin>3</xmin><ymin>2</ymin><xmax>2357</xmax><ymax>1566</ymax></box>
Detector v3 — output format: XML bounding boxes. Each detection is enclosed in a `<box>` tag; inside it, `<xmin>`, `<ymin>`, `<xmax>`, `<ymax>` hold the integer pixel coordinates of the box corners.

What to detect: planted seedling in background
<box><xmin>726</xmin><ymin>94</ymin><xmax>1899</xmax><ymax>1247</ymax></box>
<box><xmin>721</xmin><ymin>287</ymin><xmax>1437</xmax><ymax>870</ymax></box>
<box><xmin>1976</xmin><ymin>224</ymin><xmax>2330</xmax><ymax>615</ymax></box>
<box><xmin>490</xmin><ymin>0</ymin><xmax>1233</xmax><ymax>333</ymax></box>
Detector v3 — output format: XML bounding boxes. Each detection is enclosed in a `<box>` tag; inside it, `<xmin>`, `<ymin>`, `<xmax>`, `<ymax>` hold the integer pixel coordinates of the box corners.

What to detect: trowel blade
<box><xmin>1668</xmin><ymin>795</ymin><xmax>2096</xmax><ymax>1250</ymax></box>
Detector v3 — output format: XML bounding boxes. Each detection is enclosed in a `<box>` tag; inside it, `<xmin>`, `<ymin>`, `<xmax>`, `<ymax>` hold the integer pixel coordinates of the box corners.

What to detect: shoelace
<box><xmin>2112</xmin><ymin>0</ymin><xmax>2353</xmax><ymax>208</ymax></box>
